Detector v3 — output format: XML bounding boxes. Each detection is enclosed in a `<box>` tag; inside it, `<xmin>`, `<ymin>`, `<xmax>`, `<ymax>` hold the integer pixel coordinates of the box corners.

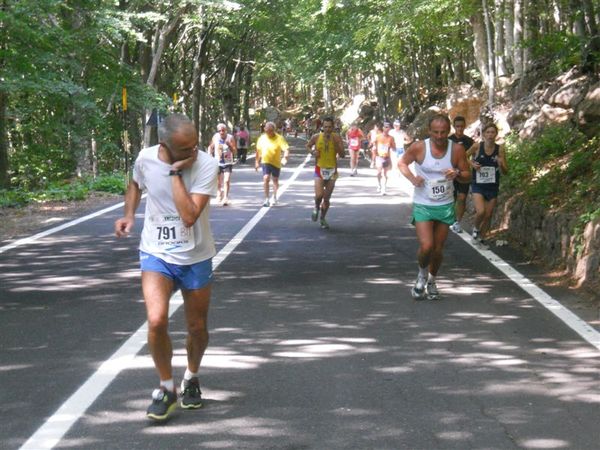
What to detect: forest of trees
<box><xmin>0</xmin><ymin>0</ymin><xmax>598</xmax><ymax>191</ymax></box>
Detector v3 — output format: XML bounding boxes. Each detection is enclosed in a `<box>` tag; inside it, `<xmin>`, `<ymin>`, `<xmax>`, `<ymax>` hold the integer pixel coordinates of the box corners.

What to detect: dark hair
<box><xmin>322</xmin><ymin>116</ymin><xmax>334</xmax><ymax>124</ymax></box>
<box><xmin>453</xmin><ymin>115</ymin><xmax>466</xmax><ymax>125</ymax></box>
<box><xmin>482</xmin><ymin>123</ymin><xmax>498</xmax><ymax>133</ymax></box>
<box><xmin>429</xmin><ymin>114</ymin><xmax>451</xmax><ymax>128</ymax></box>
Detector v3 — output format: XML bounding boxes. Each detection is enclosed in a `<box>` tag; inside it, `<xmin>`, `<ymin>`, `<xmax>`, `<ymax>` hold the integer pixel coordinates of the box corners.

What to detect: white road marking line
<box><xmin>0</xmin><ymin>201</ymin><xmax>128</xmax><ymax>254</ymax></box>
<box><xmin>19</xmin><ymin>155</ymin><xmax>311</xmax><ymax>450</ymax></box>
<box><xmin>457</xmin><ymin>233</ymin><xmax>600</xmax><ymax>352</ymax></box>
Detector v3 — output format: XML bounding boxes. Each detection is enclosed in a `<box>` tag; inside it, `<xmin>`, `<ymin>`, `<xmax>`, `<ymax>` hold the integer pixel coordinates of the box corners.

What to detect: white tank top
<box><xmin>413</xmin><ymin>138</ymin><xmax>455</xmax><ymax>206</ymax></box>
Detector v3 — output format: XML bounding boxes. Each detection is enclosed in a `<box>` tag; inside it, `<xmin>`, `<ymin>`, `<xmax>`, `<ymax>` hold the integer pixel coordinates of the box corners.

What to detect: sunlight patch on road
<box><xmin>129</xmin><ymin>353</ymin><xmax>269</xmax><ymax>370</ymax></box>
<box><xmin>365</xmin><ymin>277</ymin><xmax>403</xmax><ymax>285</ymax></box>
<box><xmin>518</xmin><ymin>439</ymin><xmax>570</xmax><ymax>449</ymax></box>
<box><xmin>373</xmin><ymin>366</ymin><xmax>415</xmax><ymax>374</ymax></box>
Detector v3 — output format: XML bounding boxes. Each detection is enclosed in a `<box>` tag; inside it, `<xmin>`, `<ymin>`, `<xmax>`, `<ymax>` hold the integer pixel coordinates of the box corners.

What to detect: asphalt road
<box><xmin>1</xmin><ymin>137</ymin><xmax>599</xmax><ymax>450</ymax></box>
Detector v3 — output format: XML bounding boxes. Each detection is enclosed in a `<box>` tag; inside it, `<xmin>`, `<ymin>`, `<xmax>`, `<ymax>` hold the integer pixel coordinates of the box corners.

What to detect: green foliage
<box><xmin>504</xmin><ymin>125</ymin><xmax>599</xmax><ymax>209</ymax></box>
<box><xmin>527</xmin><ymin>31</ymin><xmax>580</xmax><ymax>75</ymax></box>
<box><xmin>0</xmin><ymin>173</ymin><xmax>125</xmax><ymax>208</ymax></box>
<box><xmin>88</xmin><ymin>173</ymin><xmax>127</xmax><ymax>194</ymax></box>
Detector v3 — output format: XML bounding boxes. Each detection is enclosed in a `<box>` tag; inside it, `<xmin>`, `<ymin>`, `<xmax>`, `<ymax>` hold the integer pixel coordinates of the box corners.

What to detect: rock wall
<box><xmin>507</xmin><ymin>67</ymin><xmax>600</xmax><ymax>139</ymax></box>
<box><xmin>494</xmin><ymin>192</ymin><xmax>600</xmax><ymax>290</ymax></box>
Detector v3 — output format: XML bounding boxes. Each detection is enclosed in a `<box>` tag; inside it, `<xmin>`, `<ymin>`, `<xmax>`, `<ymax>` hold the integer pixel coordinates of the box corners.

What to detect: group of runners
<box><xmin>114</xmin><ymin>111</ymin><xmax>508</xmax><ymax>422</ymax></box>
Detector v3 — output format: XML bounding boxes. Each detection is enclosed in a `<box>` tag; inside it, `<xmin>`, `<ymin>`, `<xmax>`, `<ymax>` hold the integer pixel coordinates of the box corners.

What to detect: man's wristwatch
<box><xmin>169</xmin><ymin>169</ymin><xmax>183</xmax><ymax>177</ymax></box>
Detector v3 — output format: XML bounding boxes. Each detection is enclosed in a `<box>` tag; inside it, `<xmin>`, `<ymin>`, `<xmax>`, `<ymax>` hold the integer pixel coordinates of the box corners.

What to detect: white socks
<box><xmin>160</xmin><ymin>379</ymin><xmax>174</xmax><ymax>392</ymax></box>
<box><xmin>184</xmin><ymin>368</ymin><xmax>198</xmax><ymax>381</ymax></box>
<box><xmin>160</xmin><ymin>370</ymin><xmax>198</xmax><ymax>391</ymax></box>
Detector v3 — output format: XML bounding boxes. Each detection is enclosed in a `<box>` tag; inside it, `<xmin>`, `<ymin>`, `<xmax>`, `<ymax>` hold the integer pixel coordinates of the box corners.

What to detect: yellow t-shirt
<box><xmin>316</xmin><ymin>133</ymin><xmax>338</xmax><ymax>169</ymax></box>
<box><xmin>256</xmin><ymin>133</ymin><xmax>289</xmax><ymax>168</ymax></box>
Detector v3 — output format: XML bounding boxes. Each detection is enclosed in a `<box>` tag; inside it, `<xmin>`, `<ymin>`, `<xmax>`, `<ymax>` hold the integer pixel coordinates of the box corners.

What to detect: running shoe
<box><xmin>376</xmin><ymin>185</ymin><xmax>381</xmax><ymax>193</ymax></box>
<box><xmin>262</xmin><ymin>198</ymin><xmax>270</xmax><ymax>207</ymax></box>
<box><xmin>426</xmin><ymin>280</ymin><xmax>440</xmax><ymax>300</ymax></box>
<box><xmin>450</xmin><ymin>222</ymin><xmax>463</xmax><ymax>233</ymax></box>
<box><xmin>180</xmin><ymin>378</ymin><xmax>203</xmax><ymax>409</ymax></box>
<box><xmin>411</xmin><ymin>275</ymin><xmax>427</xmax><ymax>300</ymax></box>
<box><xmin>311</xmin><ymin>208</ymin><xmax>319</xmax><ymax>222</ymax></box>
<box><xmin>146</xmin><ymin>387</ymin><xmax>177</xmax><ymax>421</ymax></box>
<box><xmin>320</xmin><ymin>218</ymin><xmax>330</xmax><ymax>229</ymax></box>
<box><xmin>353</xmin><ymin>169</ymin><xmax>358</xmax><ymax>176</ymax></box>
<box><xmin>478</xmin><ymin>239</ymin><xmax>489</xmax><ymax>249</ymax></box>
<box><xmin>381</xmin><ymin>187</ymin><xmax>387</xmax><ymax>196</ymax></box>
<box><xmin>271</xmin><ymin>197</ymin><xmax>278</xmax><ymax>206</ymax></box>
<box><xmin>471</xmin><ymin>228</ymin><xmax>480</xmax><ymax>242</ymax></box>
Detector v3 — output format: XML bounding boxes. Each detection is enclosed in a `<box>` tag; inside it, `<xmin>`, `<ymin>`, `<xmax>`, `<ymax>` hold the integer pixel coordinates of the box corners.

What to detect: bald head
<box><xmin>158</xmin><ymin>114</ymin><xmax>198</xmax><ymax>161</ymax></box>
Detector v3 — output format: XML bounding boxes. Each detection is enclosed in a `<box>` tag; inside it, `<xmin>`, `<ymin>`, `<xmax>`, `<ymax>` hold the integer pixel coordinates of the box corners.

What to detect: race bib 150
<box><xmin>426</xmin><ymin>178</ymin><xmax>453</xmax><ymax>201</ymax></box>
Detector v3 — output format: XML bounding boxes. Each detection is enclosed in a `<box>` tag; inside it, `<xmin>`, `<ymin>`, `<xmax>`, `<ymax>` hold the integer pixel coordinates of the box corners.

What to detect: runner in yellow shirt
<box><xmin>255</xmin><ymin>121</ymin><xmax>289</xmax><ymax>206</ymax></box>
<box><xmin>306</xmin><ymin>116</ymin><xmax>345</xmax><ymax>229</ymax></box>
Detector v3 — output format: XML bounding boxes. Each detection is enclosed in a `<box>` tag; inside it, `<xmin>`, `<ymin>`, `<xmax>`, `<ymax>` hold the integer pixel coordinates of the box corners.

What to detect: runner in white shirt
<box><xmin>115</xmin><ymin>114</ymin><xmax>218</xmax><ymax>421</ymax></box>
<box><xmin>398</xmin><ymin>114</ymin><xmax>470</xmax><ymax>300</ymax></box>
<box><xmin>208</xmin><ymin>123</ymin><xmax>237</xmax><ymax>206</ymax></box>
<box><xmin>389</xmin><ymin>119</ymin><xmax>405</xmax><ymax>172</ymax></box>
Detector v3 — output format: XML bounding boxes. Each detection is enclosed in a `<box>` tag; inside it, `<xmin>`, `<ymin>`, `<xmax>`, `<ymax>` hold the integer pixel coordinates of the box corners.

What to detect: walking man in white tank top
<box><xmin>398</xmin><ymin>114</ymin><xmax>471</xmax><ymax>300</ymax></box>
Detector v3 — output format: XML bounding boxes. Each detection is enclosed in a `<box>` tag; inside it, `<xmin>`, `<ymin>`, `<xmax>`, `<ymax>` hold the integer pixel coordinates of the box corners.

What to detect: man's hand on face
<box><xmin>171</xmin><ymin>147</ymin><xmax>198</xmax><ymax>171</ymax></box>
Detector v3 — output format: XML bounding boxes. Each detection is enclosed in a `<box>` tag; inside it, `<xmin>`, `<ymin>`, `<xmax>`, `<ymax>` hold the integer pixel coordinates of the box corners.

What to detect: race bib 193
<box><xmin>476</xmin><ymin>166</ymin><xmax>496</xmax><ymax>184</ymax></box>
<box><xmin>220</xmin><ymin>144</ymin><xmax>233</xmax><ymax>164</ymax></box>
<box><xmin>146</xmin><ymin>214</ymin><xmax>195</xmax><ymax>253</ymax></box>
<box><xmin>426</xmin><ymin>178</ymin><xmax>453</xmax><ymax>201</ymax></box>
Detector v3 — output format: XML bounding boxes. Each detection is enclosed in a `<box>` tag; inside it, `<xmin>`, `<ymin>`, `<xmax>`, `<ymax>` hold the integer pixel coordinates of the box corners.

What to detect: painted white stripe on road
<box><xmin>19</xmin><ymin>155</ymin><xmax>311</xmax><ymax>450</ymax></box>
<box><xmin>458</xmin><ymin>233</ymin><xmax>600</xmax><ymax>352</ymax></box>
<box><xmin>0</xmin><ymin>201</ymin><xmax>128</xmax><ymax>254</ymax></box>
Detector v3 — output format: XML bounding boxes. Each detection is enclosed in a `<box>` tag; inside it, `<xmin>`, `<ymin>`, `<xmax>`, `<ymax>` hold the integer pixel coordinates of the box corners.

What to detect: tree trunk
<box><xmin>494</xmin><ymin>0</ymin><xmax>508</xmax><ymax>77</ymax></box>
<box><xmin>0</xmin><ymin>0</ymin><xmax>8</xmax><ymax>188</ymax></box>
<box><xmin>483</xmin><ymin>0</ymin><xmax>496</xmax><ymax>103</ymax></box>
<box><xmin>582</xmin><ymin>0</ymin><xmax>598</xmax><ymax>36</ymax></box>
<box><xmin>504</xmin><ymin>0</ymin><xmax>514</xmax><ymax>72</ymax></box>
<box><xmin>0</xmin><ymin>89</ymin><xmax>8</xmax><ymax>189</ymax></box>
<box><xmin>143</xmin><ymin>13</ymin><xmax>181</xmax><ymax>147</ymax></box>
<box><xmin>471</xmin><ymin>11</ymin><xmax>489</xmax><ymax>87</ymax></box>
<box><xmin>570</xmin><ymin>0</ymin><xmax>587</xmax><ymax>40</ymax></box>
<box><xmin>513</xmin><ymin>0</ymin><xmax>524</xmax><ymax>79</ymax></box>
<box><xmin>242</xmin><ymin>64</ymin><xmax>253</xmax><ymax>128</ymax></box>
<box><xmin>192</xmin><ymin>18</ymin><xmax>215</xmax><ymax>138</ymax></box>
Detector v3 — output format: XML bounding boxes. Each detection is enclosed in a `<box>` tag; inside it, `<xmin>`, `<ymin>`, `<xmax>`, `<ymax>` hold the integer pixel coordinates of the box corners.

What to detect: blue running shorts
<box><xmin>140</xmin><ymin>251</ymin><xmax>213</xmax><ymax>290</ymax></box>
<box><xmin>262</xmin><ymin>163</ymin><xmax>281</xmax><ymax>178</ymax></box>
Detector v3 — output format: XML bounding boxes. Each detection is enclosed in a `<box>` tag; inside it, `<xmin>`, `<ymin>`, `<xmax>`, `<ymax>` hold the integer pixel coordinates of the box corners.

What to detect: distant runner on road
<box><xmin>235</xmin><ymin>124</ymin><xmax>250</xmax><ymax>164</ymax></box>
<box><xmin>448</xmin><ymin>116</ymin><xmax>475</xmax><ymax>234</ymax></box>
<box><xmin>346</xmin><ymin>122</ymin><xmax>365</xmax><ymax>176</ymax></box>
<box><xmin>208</xmin><ymin>123</ymin><xmax>237</xmax><ymax>206</ymax></box>
<box><xmin>255</xmin><ymin>121</ymin><xmax>289</xmax><ymax>207</ymax></box>
<box><xmin>374</xmin><ymin>121</ymin><xmax>395</xmax><ymax>196</ymax></box>
<box><xmin>389</xmin><ymin>119</ymin><xmax>405</xmax><ymax>171</ymax></box>
<box><xmin>114</xmin><ymin>113</ymin><xmax>218</xmax><ymax>421</ymax></box>
<box><xmin>398</xmin><ymin>114</ymin><xmax>471</xmax><ymax>300</ymax></box>
<box><xmin>468</xmin><ymin>123</ymin><xmax>508</xmax><ymax>247</ymax></box>
<box><xmin>306</xmin><ymin>116</ymin><xmax>345</xmax><ymax>229</ymax></box>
